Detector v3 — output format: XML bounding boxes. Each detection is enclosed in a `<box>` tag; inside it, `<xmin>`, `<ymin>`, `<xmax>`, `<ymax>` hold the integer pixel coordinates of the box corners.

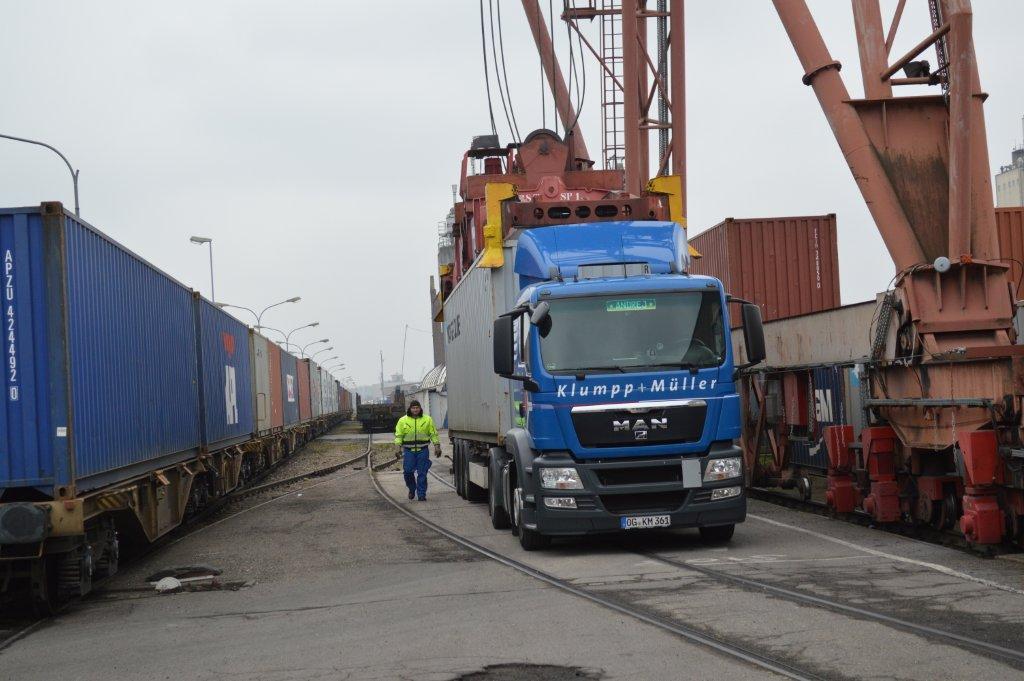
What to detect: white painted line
<box><xmin>747</xmin><ymin>513</ymin><xmax>1024</xmax><ymax>597</ymax></box>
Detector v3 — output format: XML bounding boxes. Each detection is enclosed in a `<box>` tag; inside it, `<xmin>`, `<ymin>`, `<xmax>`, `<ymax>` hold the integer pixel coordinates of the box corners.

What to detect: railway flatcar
<box><xmin>0</xmin><ymin>202</ymin><xmax>344</xmax><ymax>610</ymax></box>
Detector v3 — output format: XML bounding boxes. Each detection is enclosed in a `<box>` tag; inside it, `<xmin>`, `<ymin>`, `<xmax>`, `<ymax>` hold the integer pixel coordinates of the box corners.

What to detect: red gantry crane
<box><xmin>438</xmin><ymin>0</ymin><xmax>1021</xmax><ymax>547</ymax></box>
<box><xmin>771</xmin><ymin>0</ymin><xmax>1021</xmax><ymax>547</ymax></box>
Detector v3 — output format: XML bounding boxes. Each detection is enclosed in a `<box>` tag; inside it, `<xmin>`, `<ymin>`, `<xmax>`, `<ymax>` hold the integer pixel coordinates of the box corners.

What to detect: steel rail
<box><xmin>641</xmin><ymin>552</ymin><xmax>1024</xmax><ymax>666</ymax></box>
<box><xmin>425</xmin><ymin>468</ymin><xmax>1024</xmax><ymax>667</ymax></box>
<box><xmin>0</xmin><ymin>430</ymin><xmax>374</xmax><ymax>654</ymax></box>
<box><xmin>744</xmin><ymin>486</ymin><xmax>1007</xmax><ymax>557</ymax></box>
<box><xmin>374</xmin><ymin>466</ymin><xmax>822</xmax><ymax>681</ymax></box>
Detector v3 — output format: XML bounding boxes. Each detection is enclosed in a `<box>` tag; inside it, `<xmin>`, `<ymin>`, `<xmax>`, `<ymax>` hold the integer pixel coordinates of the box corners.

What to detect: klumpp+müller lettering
<box><xmin>556</xmin><ymin>376</ymin><xmax>719</xmax><ymax>399</ymax></box>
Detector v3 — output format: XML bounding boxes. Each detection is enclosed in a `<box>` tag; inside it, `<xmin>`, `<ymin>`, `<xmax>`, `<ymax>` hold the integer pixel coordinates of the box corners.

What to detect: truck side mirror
<box><xmin>530</xmin><ymin>301</ymin><xmax>552</xmax><ymax>338</ymax></box>
<box><xmin>493</xmin><ymin>316</ymin><xmax>515</xmax><ymax>376</ymax></box>
<box><xmin>741</xmin><ymin>303</ymin><xmax>766</xmax><ymax>366</ymax></box>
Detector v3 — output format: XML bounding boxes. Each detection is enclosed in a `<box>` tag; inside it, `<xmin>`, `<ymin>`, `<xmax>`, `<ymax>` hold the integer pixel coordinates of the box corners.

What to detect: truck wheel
<box><xmin>453</xmin><ymin>441</ymin><xmax>465</xmax><ymax>499</ymax></box>
<box><xmin>489</xmin><ymin>463</ymin><xmax>511</xmax><ymax>529</ymax></box>
<box><xmin>510</xmin><ymin>485</ymin><xmax>550</xmax><ymax>550</ymax></box>
<box><xmin>699</xmin><ymin>524</ymin><xmax>735</xmax><ymax>543</ymax></box>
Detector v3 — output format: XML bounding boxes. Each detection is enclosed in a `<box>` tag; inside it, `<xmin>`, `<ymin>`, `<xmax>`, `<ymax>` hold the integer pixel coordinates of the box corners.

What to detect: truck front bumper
<box><xmin>521</xmin><ymin>444</ymin><xmax>747</xmax><ymax>536</ymax></box>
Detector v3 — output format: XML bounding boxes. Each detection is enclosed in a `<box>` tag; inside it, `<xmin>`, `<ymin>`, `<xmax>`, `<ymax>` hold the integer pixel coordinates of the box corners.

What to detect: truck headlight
<box><xmin>540</xmin><ymin>467</ymin><xmax>584</xmax><ymax>490</ymax></box>
<box><xmin>704</xmin><ymin>457</ymin><xmax>742</xmax><ymax>482</ymax></box>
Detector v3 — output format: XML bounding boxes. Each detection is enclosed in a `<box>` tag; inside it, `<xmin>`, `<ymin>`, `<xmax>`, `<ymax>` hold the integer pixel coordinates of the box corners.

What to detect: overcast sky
<box><xmin>1</xmin><ymin>1</ymin><xmax>1022</xmax><ymax>389</ymax></box>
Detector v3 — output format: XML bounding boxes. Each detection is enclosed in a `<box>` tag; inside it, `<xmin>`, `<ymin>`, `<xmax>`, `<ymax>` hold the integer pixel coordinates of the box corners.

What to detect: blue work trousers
<box><xmin>403</xmin><ymin>447</ymin><xmax>432</xmax><ymax>499</ymax></box>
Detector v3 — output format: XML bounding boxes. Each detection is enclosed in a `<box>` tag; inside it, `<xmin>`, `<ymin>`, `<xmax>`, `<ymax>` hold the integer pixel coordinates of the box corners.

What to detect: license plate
<box><xmin>620</xmin><ymin>515</ymin><xmax>671</xmax><ymax>530</ymax></box>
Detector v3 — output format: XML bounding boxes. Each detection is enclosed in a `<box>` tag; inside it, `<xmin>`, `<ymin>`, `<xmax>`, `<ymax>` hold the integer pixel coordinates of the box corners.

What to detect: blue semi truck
<box><xmin>444</xmin><ymin>211</ymin><xmax>766</xmax><ymax>550</ymax></box>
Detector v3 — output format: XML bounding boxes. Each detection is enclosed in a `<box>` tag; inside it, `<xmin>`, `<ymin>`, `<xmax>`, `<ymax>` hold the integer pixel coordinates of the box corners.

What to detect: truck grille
<box><xmin>600</xmin><ymin>491</ymin><xmax>688</xmax><ymax>514</ymax></box>
<box><xmin>595</xmin><ymin>465</ymin><xmax>682</xmax><ymax>486</ymax></box>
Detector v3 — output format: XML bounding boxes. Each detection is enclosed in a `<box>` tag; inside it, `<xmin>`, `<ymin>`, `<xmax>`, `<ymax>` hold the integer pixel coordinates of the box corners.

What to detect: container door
<box><xmin>268</xmin><ymin>343</ymin><xmax>284</xmax><ymax>428</ymax></box>
<box><xmin>250</xmin><ymin>332</ymin><xmax>271</xmax><ymax>434</ymax></box>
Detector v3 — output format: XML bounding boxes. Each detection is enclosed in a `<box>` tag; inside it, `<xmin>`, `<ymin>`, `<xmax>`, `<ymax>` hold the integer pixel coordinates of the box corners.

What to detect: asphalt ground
<box><xmin>2</xmin><ymin>432</ymin><xmax>1022</xmax><ymax>680</ymax></box>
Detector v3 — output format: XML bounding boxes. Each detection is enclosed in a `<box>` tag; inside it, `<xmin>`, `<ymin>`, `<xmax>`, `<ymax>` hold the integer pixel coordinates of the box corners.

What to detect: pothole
<box><xmin>454</xmin><ymin>663</ymin><xmax>603</xmax><ymax>680</ymax></box>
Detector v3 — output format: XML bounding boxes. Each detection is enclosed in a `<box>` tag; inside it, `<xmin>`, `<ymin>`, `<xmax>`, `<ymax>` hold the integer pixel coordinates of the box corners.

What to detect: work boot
<box><xmin>408</xmin><ymin>490</ymin><xmax>415</xmax><ymax>500</ymax></box>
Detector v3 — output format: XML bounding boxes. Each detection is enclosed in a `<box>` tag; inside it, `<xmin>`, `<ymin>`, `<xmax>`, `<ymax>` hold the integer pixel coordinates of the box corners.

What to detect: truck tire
<box><xmin>699</xmin><ymin>524</ymin><xmax>735</xmax><ymax>543</ymax></box>
<box><xmin>454</xmin><ymin>441</ymin><xmax>466</xmax><ymax>499</ymax></box>
<box><xmin>488</xmin><ymin>460</ymin><xmax>511</xmax><ymax>529</ymax></box>
<box><xmin>509</xmin><ymin>481</ymin><xmax>551</xmax><ymax>550</ymax></box>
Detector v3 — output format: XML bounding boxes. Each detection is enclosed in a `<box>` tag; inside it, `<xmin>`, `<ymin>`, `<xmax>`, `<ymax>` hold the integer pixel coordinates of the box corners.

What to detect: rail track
<box><xmin>413</xmin><ymin>468</ymin><xmax>1024</xmax><ymax>674</ymax></box>
<box><xmin>0</xmin><ymin>433</ymin><xmax>379</xmax><ymax>654</ymax></box>
<box><xmin>375</xmin><ymin>468</ymin><xmax>821</xmax><ymax>680</ymax></box>
<box><xmin>745</xmin><ymin>485</ymin><xmax>1018</xmax><ymax>557</ymax></box>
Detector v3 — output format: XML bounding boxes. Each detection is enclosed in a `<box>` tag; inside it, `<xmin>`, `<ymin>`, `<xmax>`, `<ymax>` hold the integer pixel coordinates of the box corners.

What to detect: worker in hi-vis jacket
<box><xmin>394</xmin><ymin>400</ymin><xmax>441</xmax><ymax>501</ymax></box>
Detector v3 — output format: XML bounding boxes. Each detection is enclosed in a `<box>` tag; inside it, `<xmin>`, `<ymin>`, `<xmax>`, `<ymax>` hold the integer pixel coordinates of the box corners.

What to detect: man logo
<box><xmin>612</xmin><ymin>418</ymin><xmax>668</xmax><ymax>440</ymax></box>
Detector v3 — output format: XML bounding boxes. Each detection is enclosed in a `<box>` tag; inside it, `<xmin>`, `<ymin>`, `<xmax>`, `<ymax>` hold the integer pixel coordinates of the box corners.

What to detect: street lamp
<box><xmin>189</xmin><ymin>236</ymin><xmax>214</xmax><ymax>302</ymax></box>
<box><xmin>300</xmin><ymin>338</ymin><xmax>329</xmax><ymax>357</ymax></box>
<box><xmin>0</xmin><ymin>133</ymin><xmax>80</xmax><ymax>216</ymax></box>
<box><xmin>216</xmin><ymin>296</ymin><xmax>301</xmax><ymax>330</ymax></box>
<box><xmin>285</xmin><ymin>322</ymin><xmax>319</xmax><ymax>350</ymax></box>
<box><xmin>310</xmin><ymin>347</ymin><xmax>335</xmax><ymax>360</ymax></box>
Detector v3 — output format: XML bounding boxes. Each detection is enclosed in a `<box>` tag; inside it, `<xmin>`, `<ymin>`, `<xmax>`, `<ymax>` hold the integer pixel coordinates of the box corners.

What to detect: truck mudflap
<box><xmin>520</xmin><ymin>443</ymin><xmax>747</xmax><ymax>536</ymax></box>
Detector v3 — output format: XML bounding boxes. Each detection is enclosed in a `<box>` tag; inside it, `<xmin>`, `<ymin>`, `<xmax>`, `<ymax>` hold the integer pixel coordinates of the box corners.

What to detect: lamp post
<box><xmin>189</xmin><ymin>236</ymin><xmax>214</xmax><ymax>302</ymax></box>
<box><xmin>0</xmin><ymin>133</ymin><xmax>80</xmax><ymax>216</ymax></box>
<box><xmin>216</xmin><ymin>296</ymin><xmax>301</xmax><ymax>331</ymax></box>
<box><xmin>300</xmin><ymin>338</ymin><xmax>329</xmax><ymax>357</ymax></box>
<box><xmin>310</xmin><ymin>348</ymin><xmax>335</xmax><ymax>361</ymax></box>
<box><xmin>285</xmin><ymin>322</ymin><xmax>319</xmax><ymax>350</ymax></box>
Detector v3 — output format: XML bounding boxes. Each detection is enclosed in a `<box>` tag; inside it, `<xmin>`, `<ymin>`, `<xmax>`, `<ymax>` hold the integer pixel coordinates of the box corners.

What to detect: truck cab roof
<box><xmin>513</xmin><ymin>220</ymin><xmax>690</xmax><ymax>288</ymax></box>
<box><xmin>518</xmin><ymin>273</ymin><xmax>723</xmax><ymax>307</ymax></box>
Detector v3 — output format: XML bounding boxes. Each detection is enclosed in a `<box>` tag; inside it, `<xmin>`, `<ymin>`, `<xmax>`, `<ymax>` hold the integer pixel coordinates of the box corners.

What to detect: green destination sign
<box><xmin>606</xmin><ymin>298</ymin><xmax>656</xmax><ymax>313</ymax></box>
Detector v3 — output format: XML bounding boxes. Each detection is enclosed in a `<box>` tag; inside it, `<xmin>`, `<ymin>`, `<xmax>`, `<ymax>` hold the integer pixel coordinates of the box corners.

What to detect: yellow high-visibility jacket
<box><xmin>394</xmin><ymin>414</ymin><xmax>440</xmax><ymax>448</ymax></box>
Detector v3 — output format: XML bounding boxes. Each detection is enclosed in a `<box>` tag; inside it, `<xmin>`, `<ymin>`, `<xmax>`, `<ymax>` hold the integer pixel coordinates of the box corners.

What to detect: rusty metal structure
<box><xmin>440</xmin><ymin>0</ymin><xmax>689</xmax><ymax>299</ymax></box>
<box><xmin>441</xmin><ymin>1</ymin><xmax>1022</xmax><ymax>547</ymax></box>
<box><xmin>743</xmin><ymin>0</ymin><xmax>1023</xmax><ymax>547</ymax></box>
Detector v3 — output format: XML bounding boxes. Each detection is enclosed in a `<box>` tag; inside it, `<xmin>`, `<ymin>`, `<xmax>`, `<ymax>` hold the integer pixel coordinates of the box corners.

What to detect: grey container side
<box><xmin>444</xmin><ymin>245</ymin><xmax>518</xmax><ymax>444</ymax></box>
<box><xmin>250</xmin><ymin>331</ymin><xmax>272</xmax><ymax>435</ymax></box>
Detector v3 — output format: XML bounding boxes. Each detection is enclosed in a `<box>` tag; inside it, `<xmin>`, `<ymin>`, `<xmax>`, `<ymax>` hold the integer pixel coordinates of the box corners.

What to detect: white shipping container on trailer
<box><xmin>443</xmin><ymin>244</ymin><xmax>518</xmax><ymax>444</ymax></box>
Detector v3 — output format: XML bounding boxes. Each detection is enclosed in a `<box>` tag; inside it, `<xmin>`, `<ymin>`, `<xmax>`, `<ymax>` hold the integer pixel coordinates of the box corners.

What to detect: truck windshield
<box><xmin>538</xmin><ymin>291</ymin><xmax>725</xmax><ymax>374</ymax></box>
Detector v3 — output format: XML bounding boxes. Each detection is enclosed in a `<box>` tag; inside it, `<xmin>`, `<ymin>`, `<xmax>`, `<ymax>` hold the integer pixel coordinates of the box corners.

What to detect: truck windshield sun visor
<box><xmin>539</xmin><ymin>291</ymin><xmax>725</xmax><ymax>374</ymax></box>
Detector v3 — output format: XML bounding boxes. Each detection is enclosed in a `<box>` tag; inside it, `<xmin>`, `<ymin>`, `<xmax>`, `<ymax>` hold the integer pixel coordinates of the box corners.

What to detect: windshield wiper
<box><xmin>573</xmin><ymin>366</ymin><xmax>627</xmax><ymax>374</ymax></box>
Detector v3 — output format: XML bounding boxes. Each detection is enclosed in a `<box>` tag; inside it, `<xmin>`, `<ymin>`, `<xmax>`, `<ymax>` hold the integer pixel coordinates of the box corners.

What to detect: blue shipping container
<box><xmin>197</xmin><ymin>299</ymin><xmax>255</xmax><ymax>448</ymax></box>
<box><xmin>788</xmin><ymin>366</ymin><xmax>847</xmax><ymax>470</ymax></box>
<box><xmin>0</xmin><ymin>204</ymin><xmax>202</xmax><ymax>498</ymax></box>
<box><xmin>280</xmin><ymin>351</ymin><xmax>299</xmax><ymax>425</ymax></box>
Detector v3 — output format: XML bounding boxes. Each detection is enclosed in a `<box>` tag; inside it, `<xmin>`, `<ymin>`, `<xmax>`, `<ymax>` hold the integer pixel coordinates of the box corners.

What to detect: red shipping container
<box><xmin>782</xmin><ymin>372</ymin><xmax>809</xmax><ymax>427</ymax></box>
<box><xmin>297</xmin><ymin>359</ymin><xmax>312</xmax><ymax>422</ymax></box>
<box><xmin>689</xmin><ymin>215</ymin><xmax>841</xmax><ymax>324</ymax></box>
<box><xmin>996</xmin><ymin>207</ymin><xmax>1024</xmax><ymax>294</ymax></box>
<box><xmin>267</xmin><ymin>342</ymin><xmax>284</xmax><ymax>429</ymax></box>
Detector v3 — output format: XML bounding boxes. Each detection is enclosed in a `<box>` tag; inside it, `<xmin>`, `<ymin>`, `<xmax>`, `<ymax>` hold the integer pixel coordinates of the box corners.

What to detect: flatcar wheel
<box><xmin>30</xmin><ymin>556</ymin><xmax>60</xmax><ymax>616</ymax></box>
<box><xmin>939</xmin><ymin>491</ymin><xmax>960</xmax><ymax>531</ymax></box>
<box><xmin>94</xmin><ymin>535</ymin><xmax>119</xmax><ymax>579</ymax></box>
<box><xmin>57</xmin><ymin>547</ymin><xmax>93</xmax><ymax>600</ymax></box>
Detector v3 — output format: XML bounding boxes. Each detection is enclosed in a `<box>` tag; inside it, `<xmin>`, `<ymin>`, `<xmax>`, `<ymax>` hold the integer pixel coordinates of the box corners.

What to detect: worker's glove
<box><xmin>434</xmin><ymin>445</ymin><xmax>442</xmax><ymax>458</ymax></box>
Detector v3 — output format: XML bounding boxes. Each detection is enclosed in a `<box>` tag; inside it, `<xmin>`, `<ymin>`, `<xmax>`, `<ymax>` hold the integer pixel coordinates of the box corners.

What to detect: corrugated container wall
<box><xmin>310</xmin><ymin>362</ymin><xmax>323</xmax><ymax>417</ymax></box>
<box><xmin>197</xmin><ymin>299</ymin><xmax>255</xmax><ymax>448</ymax></box>
<box><xmin>250</xmin><ymin>331</ymin><xmax>272</xmax><ymax>434</ymax></box>
<box><xmin>0</xmin><ymin>205</ymin><xmax>202</xmax><ymax>497</ymax></box>
<box><xmin>297</xmin><ymin>359</ymin><xmax>311</xmax><ymax>421</ymax></box>
<box><xmin>689</xmin><ymin>215</ymin><xmax>841</xmax><ymax>324</ymax></box>
<box><xmin>996</xmin><ymin>207</ymin><xmax>1024</xmax><ymax>292</ymax></box>
<box><xmin>444</xmin><ymin>245</ymin><xmax>518</xmax><ymax>441</ymax></box>
<box><xmin>280</xmin><ymin>351</ymin><xmax>299</xmax><ymax>425</ymax></box>
<box><xmin>267</xmin><ymin>342</ymin><xmax>284</xmax><ymax>429</ymax></box>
